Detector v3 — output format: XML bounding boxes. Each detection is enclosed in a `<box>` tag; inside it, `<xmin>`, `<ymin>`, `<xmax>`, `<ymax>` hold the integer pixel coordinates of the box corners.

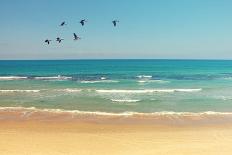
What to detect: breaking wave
<box><xmin>137</xmin><ymin>80</ymin><xmax>169</xmax><ymax>83</ymax></box>
<box><xmin>0</xmin><ymin>75</ymin><xmax>72</xmax><ymax>81</ymax></box>
<box><xmin>80</xmin><ymin>80</ymin><xmax>119</xmax><ymax>83</ymax></box>
<box><xmin>110</xmin><ymin>99</ymin><xmax>140</xmax><ymax>103</ymax></box>
<box><xmin>33</xmin><ymin>75</ymin><xmax>72</xmax><ymax>80</ymax></box>
<box><xmin>0</xmin><ymin>89</ymin><xmax>40</xmax><ymax>93</ymax></box>
<box><xmin>55</xmin><ymin>88</ymin><xmax>82</xmax><ymax>92</ymax></box>
<box><xmin>0</xmin><ymin>76</ymin><xmax>28</xmax><ymax>80</ymax></box>
<box><xmin>137</xmin><ymin>75</ymin><xmax>152</xmax><ymax>79</ymax></box>
<box><xmin>96</xmin><ymin>88</ymin><xmax>202</xmax><ymax>93</ymax></box>
<box><xmin>0</xmin><ymin>107</ymin><xmax>232</xmax><ymax>117</ymax></box>
<box><xmin>0</xmin><ymin>88</ymin><xmax>202</xmax><ymax>94</ymax></box>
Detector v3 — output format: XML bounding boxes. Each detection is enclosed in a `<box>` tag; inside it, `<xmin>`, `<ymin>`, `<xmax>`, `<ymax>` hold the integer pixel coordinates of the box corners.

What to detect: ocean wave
<box><xmin>110</xmin><ymin>99</ymin><xmax>140</xmax><ymax>103</ymax></box>
<box><xmin>137</xmin><ymin>75</ymin><xmax>152</xmax><ymax>79</ymax></box>
<box><xmin>0</xmin><ymin>107</ymin><xmax>232</xmax><ymax>117</ymax></box>
<box><xmin>96</xmin><ymin>88</ymin><xmax>202</xmax><ymax>93</ymax></box>
<box><xmin>100</xmin><ymin>77</ymin><xmax>106</xmax><ymax>80</ymax></box>
<box><xmin>223</xmin><ymin>77</ymin><xmax>232</xmax><ymax>80</ymax></box>
<box><xmin>0</xmin><ymin>88</ymin><xmax>201</xmax><ymax>94</ymax></box>
<box><xmin>0</xmin><ymin>89</ymin><xmax>40</xmax><ymax>93</ymax></box>
<box><xmin>0</xmin><ymin>76</ymin><xmax>28</xmax><ymax>80</ymax></box>
<box><xmin>33</xmin><ymin>75</ymin><xmax>72</xmax><ymax>80</ymax></box>
<box><xmin>56</xmin><ymin>88</ymin><xmax>82</xmax><ymax>92</ymax></box>
<box><xmin>214</xmin><ymin>96</ymin><xmax>232</xmax><ymax>101</ymax></box>
<box><xmin>138</xmin><ymin>80</ymin><xmax>169</xmax><ymax>83</ymax></box>
<box><xmin>80</xmin><ymin>80</ymin><xmax>119</xmax><ymax>83</ymax></box>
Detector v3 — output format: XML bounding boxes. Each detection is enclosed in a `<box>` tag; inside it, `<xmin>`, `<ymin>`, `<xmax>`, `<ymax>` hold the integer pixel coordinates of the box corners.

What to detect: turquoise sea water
<box><xmin>0</xmin><ymin>60</ymin><xmax>232</xmax><ymax>114</ymax></box>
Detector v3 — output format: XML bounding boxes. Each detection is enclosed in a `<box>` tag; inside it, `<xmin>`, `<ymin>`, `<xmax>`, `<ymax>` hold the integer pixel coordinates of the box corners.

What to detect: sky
<box><xmin>0</xmin><ymin>0</ymin><xmax>232</xmax><ymax>60</ymax></box>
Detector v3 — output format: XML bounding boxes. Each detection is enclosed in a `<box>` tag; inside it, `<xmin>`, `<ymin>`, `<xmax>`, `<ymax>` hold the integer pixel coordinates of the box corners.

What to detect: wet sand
<box><xmin>1</xmin><ymin>120</ymin><xmax>232</xmax><ymax>155</ymax></box>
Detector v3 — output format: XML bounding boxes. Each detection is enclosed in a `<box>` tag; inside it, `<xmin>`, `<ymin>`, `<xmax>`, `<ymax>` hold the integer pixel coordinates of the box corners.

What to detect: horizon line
<box><xmin>0</xmin><ymin>58</ymin><xmax>232</xmax><ymax>61</ymax></box>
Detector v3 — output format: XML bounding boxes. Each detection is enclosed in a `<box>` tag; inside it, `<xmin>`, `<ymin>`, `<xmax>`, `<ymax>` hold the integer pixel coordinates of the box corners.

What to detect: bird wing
<box><xmin>80</xmin><ymin>21</ymin><xmax>84</xmax><ymax>26</ymax></box>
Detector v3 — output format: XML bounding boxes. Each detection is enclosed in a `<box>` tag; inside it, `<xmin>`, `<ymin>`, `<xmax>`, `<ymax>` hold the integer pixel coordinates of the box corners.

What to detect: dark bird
<box><xmin>73</xmin><ymin>33</ymin><xmax>81</xmax><ymax>40</ymax></box>
<box><xmin>80</xmin><ymin>19</ymin><xmax>87</xmax><ymax>26</ymax></box>
<box><xmin>60</xmin><ymin>21</ymin><xmax>66</xmax><ymax>26</ymax></box>
<box><xmin>56</xmin><ymin>37</ymin><xmax>64</xmax><ymax>43</ymax></box>
<box><xmin>112</xmin><ymin>20</ymin><xmax>119</xmax><ymax>27</ymax></box>
<box><xmin>45</xmin><ymin>39</ymin><xmax>52</xmax><ymax>44</ymax></box>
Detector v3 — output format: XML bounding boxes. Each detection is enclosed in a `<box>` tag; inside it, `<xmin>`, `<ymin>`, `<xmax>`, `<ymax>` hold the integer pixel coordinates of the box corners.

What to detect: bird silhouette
<box><xmin>45</xmin><ymin>39</ymin><xmax>52</xmax><ymax>44</ymax></box>
<box><xmin>80</xmin><ymin>19</ymin><xmax>87</xmax><ymax>26</ymax></box>
<box><xmin>112</xmin><ymin>20</ymin><xmax>119</xmax><ymax>27</ymax></box>
<box><xmin>73</xmin><ymin>33</ymin><xmax>81</xmax><ymax>40</ymax></box>
<box><xmin>56</xmin><ymin>37</ymin><xmax>64</xmax><ymax>43</ymax></box>
<box><xmin>60</xmin><ymin>21</ymin><xmax>66</xmax><ymax>26</ymax></box>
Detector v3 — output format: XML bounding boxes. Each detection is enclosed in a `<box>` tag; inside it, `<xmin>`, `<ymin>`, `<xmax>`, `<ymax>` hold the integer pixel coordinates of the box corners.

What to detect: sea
<box><xmin>1</xmin><ymin>59</ymin><xmax>232</xmax><ymax>122</ymax></box>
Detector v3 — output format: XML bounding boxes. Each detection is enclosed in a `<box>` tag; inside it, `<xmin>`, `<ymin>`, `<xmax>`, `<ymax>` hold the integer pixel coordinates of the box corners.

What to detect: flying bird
<box><xmin>73</xmin><ymin>33</ymin><xmax>81</xmax><ymax>40</ymax></box>
<box><xmin>56</xmin><ymin>37</ymin><xmax>64</xmax><ymax>43</ymax></box>
<box><xmin>60</xmin><ymin>21</ymin><xmax>66</xmax><ymax>26</ymax></box>
<box><xmin>80</xmin><ymin>19</ymin><xmax>87</xmax><ymax>26</ymax></box>
<box><xmin>112</xmin><ymin>20</ymin><xmax>119</xmax><ymax>27</ymax></box>
<box><xmin>45</xmin><ymin>39</ymin><xmax>52</xmax><ymax>45</ymax></box>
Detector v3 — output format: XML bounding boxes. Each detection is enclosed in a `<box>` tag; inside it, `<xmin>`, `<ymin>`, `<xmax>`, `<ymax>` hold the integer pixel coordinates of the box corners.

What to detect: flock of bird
<box><xmin>44</xmin><ymin>19</ymin><xmax>119</xmax><ymax>45</ymax></box>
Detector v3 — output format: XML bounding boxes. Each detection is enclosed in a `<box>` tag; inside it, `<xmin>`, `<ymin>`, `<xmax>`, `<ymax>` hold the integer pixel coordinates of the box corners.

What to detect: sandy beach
<box><xmin>1</xmin><ymin>120</ymin><xmax>232</xmax><ymax>155</ymax></box>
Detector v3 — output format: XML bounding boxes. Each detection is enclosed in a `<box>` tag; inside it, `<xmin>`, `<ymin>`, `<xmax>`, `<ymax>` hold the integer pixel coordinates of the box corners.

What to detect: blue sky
<box><xmin>0</xmin><ymin>0</ymin><xmax>232</xmax><ymax>59</ymax></box>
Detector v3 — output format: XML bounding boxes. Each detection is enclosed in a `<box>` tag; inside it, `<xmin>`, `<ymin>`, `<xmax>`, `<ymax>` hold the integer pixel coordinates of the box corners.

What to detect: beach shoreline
<box><xmin>1</xmin><ymin>108</ymin><xmax>232</xmax><ymax>155</ymax></box>
<box><xmin>1</xmin><ymin>107</ymin><xmax>232</xmax><ymax>126</ymax></box>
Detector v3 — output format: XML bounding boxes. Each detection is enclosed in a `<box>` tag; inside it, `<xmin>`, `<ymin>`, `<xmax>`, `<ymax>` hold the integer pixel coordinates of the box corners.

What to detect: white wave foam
<box><xmin>56</xmin><ymin>88</ymin><xmax>82</xmax><ymax>92</ymax></box>
<box><xmin>0</xmin><ymin>76</ymin><xmax>28</xmax><ymax>80</ymax></box>
<box><xmin>34</xmin><ymin>75</ymin><xmax>72</xmax><ymax>80</ymax></box>
<box><xmin>223</xmin><ymin>77</ymin><xmax>232</xmax><ymax>80</ymax></box>
<box><xmin>100</xmin><ymin>77</ymin><xmax>106</xmax><ymax>80</ymax></box>
<box><xmin>0</xmin><ymin>90</ymin><xmax>40</xmax><ymax>93</ymax></box>
<box><xmin>96</xmin><ymin>89</ymin><xmax>202</xmax><ymax>93</ymax></box>
<box><xmin>80</xmin><ymin>80</ymin><xmax>119</xmax><ymax>83</ymax></box>
<box><xmin>137</xmin><ymin>75</ymin><xmax>152</xmax><ymax>79</ymax></box>
<box><xmin>137</xmin><ymin>80</ymin><xmax>147</xmax><ymax>83</ymax></box>
<box><xmin>111</xmin><ymin>99</ymin><xmax>140</xmax><ymax>103</ymax></box>
<box><xmin>138</xmin><ymin>80</ymin><xmax>169</xmax><ymax>83</ymax></box>
<box><xmin>0</xmin><ymin>107</ymin><xmax>232</xmax><ymax>117</ymax></box>
<box><xmin>214</xmin><ymin>96</ymin><xmax>232</xmax><ymax>101</ymax></box>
